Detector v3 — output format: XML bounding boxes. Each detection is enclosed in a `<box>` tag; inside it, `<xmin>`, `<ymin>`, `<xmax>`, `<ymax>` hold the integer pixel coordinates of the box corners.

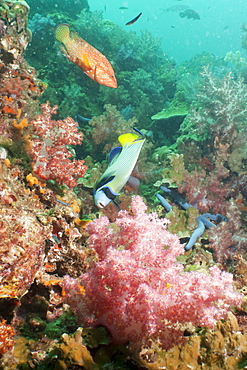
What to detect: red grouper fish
<box><xmin>55</xmin><ymin>24</ymin><xmax>117</xmax><ymax>88</ymax></box>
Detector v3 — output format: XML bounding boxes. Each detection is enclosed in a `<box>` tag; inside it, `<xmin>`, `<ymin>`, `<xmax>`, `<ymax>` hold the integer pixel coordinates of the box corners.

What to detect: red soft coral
<box><xmin>63</xmin><ymin>196</ymin><xmax>242</xmax><ymax>350</ymax></box>
<box><xmin>27</xmin><ymin>102</ymin><xmax>87</xmax><ymax>187</ymax></box>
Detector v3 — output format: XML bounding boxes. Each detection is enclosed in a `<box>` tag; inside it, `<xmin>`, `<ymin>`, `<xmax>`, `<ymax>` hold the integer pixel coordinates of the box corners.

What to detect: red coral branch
<box><xmin>27</xmin><ymin>102</ymin><xmax>87</xmax><ymax>187</ymax></box>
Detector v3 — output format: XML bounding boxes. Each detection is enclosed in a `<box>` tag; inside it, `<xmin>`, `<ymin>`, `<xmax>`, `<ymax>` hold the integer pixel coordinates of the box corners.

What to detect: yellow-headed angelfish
<box><xmin>94</xmin><ymin>132</ymin><xmax>145</xmax><ymax>208</ymax></box>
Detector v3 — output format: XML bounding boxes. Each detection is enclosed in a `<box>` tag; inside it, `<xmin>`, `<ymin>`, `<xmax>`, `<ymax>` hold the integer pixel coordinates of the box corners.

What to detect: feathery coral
<box><xmin>63</xmin><ymin>196</ymin><xmax>242</xmax><ymax>350</ymax></box>
<box><xmin>27</xmin><ymin>103</ymin><xmax>87</xmax><ymax>187</ymax></box>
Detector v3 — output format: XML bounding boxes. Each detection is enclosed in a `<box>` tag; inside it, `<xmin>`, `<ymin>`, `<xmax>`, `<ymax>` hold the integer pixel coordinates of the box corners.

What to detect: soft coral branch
<box><xmin>27</xmin><ymin>102</ymin><xmax>87</xmax><ymax>187</ymax></box>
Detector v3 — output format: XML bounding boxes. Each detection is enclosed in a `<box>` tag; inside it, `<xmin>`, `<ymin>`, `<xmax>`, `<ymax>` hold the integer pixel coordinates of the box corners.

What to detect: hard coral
<box><xmin>63</xmin><ymin>196</ymin><xmax>242</xmax><ymax>350</ymax></box>
<box><xmin>27</xmin><ymin>102</ymin><xmax>87</xmax><ymax>187</ymax></box>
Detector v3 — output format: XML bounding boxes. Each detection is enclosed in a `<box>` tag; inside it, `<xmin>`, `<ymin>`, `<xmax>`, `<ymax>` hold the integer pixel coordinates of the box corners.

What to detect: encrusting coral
<box><xmin>136</xmin><ymin>312</ymin><xmax>247</xmax><ymax>370</ymax></box>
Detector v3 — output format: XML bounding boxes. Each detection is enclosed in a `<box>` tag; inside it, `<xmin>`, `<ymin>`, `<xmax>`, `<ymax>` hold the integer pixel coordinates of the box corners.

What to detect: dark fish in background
<box><xmin>179</xmin><ymin>9</ymin><xmax>200</xmax><ymax>20</ymax></box>
<box><xmin>126</xmin><ymin>12</ymin><xmax>142</xmax><ymax>25</ymax></box>
<box><xmin>162</xmin><ymin>5</ymin><xmax>189</xmax><ymax>13</ymax></box>
<box><xmin>119</xmin><ymin>6</ymin><xmax>128</xmax><ymax>9</ymax></box>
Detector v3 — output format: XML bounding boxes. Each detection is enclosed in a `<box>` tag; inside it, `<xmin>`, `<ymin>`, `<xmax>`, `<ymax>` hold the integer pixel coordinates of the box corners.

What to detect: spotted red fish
<box><xmin>55</xmin><ymin>24</ymin><xmax>117</xmax><ymax>88</ymax></box>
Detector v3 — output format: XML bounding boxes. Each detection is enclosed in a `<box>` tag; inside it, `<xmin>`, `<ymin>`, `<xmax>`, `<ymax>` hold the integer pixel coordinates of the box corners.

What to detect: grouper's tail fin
<box><xmin>55</xmin><ymin>23</ymin><xmax>70</xmax><ymax>43</ymax></box>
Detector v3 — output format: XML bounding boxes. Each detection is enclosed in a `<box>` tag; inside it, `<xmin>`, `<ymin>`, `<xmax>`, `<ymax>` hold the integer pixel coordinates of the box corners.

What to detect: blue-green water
<box><xmin>89</xmin><ymin>0</ymin><xmax>247</xmax><ymax>63</ymax></box>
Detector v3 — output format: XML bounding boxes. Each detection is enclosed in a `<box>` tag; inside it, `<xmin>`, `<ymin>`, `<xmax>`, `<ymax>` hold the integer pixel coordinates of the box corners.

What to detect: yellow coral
<box><xmin>13</xmin><ymin>118</ymin><xmax>29</xmax><ymax>130</ymax></box>
<box><xmin>4</xmin><ymin>158</ymin><xmax>11</xmax><ymax>167</ymax></box>
<box><xmin>71</xmin><ymin>199</ymin><xmax>80</xmax><ymax>213</ymax></box>
<box><xmin>57</xmin><ymin>328</ymin><xmax>99</xmax><ymax>370</ymax></box>
<box><xmin>26</xmin><ymin>173</ymin><xmax>39</xmax><ymax>186</ymax></box>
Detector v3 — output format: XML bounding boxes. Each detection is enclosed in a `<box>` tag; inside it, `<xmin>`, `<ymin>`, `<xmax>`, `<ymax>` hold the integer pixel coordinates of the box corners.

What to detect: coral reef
<box><xmin>152</xmin><ymin>65</ymin><xmax>247</xmax><ymax>266</ymax></box>
<box><xmin>136</xmin><ymin>312</ymin><xmax>247</xmax><ymax>370</ymax></box>
<box><xmin>89</xmin><ymin>103</ymin><xmax>137</xmax><ymax>156</ymax></box>
<box><xmin>27</xmin><ymin>102</ymin><xmax>87</xmax><ymax>187</ymax></box>
<box><xmin>1</xmin><ymin>0</ymin><xmax>247</xmax><ymax>368</ymax></box>
<box><xmin>55</xmin><ymin>328</ymin><xmax>99</xmax><ymax>370</ymax></box>
<box><xmin>152</xmin><ymin>91</ymin><xmax>189</xmax><ymax>120</ymax></box>
<box><xmin>63</xmin><ymin>196</ymin><xmax>242</xmax><ymax>351</ymax></box>
<box><xmin>179</xmin><ymin>66</ymin><xmax>247</xmax><ymax>146</ymax></box>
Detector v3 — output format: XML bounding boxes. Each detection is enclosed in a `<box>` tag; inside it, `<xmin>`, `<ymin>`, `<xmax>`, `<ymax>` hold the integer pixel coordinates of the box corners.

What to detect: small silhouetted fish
<box><xmin>224</xmin><ymin>25</ymin><xmax>229</xmax><ymax>30</ymax></box>
<box><xmin>119</xmin><ymin>6</ymin><xmax>128</xmax><ymax>9</ymax></box>
<box><xmin>126</xmin><ymin>12</ymin><xmax>142</xmax><ymax>25</ymax></box>
<box><xmin>179</xmin><ymin>9</ymin><xmax>200</xmax><ymax>20</ymax></box>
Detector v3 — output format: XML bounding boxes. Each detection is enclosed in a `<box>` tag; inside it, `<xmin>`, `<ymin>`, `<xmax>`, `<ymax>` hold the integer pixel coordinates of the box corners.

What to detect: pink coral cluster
<box><xmin>63</xmin><ymin>196</ymin><xmax>242</xmax><ymax>350</ymax></box>
<box><xmin>27</xmin><ymin>103</ymin><xmax>87</xmax><ymax>187</ymax></box>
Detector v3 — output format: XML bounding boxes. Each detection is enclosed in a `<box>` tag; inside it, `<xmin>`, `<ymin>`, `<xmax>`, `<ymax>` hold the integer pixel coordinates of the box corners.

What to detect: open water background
<box><xmin>88</xmin><ymin>0</ymin><xmax>247</xmax><ymax>63</ymax></box>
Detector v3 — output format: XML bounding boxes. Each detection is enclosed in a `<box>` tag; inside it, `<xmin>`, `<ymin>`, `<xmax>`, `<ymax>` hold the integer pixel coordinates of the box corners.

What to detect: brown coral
<box><xmin>137</xmin><ymin>312</ymin><xmax>247</xmax><ymax>370</ymax></box>
<box><xmin>56</xmin><ymin>328</ymin><xmax>99</xmax><ymax>370</ymax></box>
<box><xmin>89</xmin><ymin>104</ymin><xmax>137</xmax><ymax>154</ymax></box>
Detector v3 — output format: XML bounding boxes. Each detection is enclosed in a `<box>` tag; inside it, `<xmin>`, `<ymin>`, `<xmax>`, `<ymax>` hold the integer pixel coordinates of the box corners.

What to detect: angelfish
<box><xmin>55</xmin><ymin>24</ymin><xmax>117</xmax><ymax>88</ymax></box>
<box><xmin>94</xmin><ymin>132</ymin><xmax>145</xmax><ymax>208</ymax></box>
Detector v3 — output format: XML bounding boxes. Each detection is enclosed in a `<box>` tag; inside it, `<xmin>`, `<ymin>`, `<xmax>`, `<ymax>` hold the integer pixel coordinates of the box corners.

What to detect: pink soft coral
<box><xmin>63</xmin><ymin>196</ymin><xmax>242</xmax><ymax>350</ymax></box>
<box><xmin>27</xmin><ymin>102</ymin><xmax>87</xmax><ymax>187</ymax></box>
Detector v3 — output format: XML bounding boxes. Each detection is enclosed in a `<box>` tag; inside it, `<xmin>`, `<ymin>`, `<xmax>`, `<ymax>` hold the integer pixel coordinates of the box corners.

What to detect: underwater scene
<box><xmin>1</xmin><ymin>0</ymin><xmax>247</xmax><ymax>368</ymax></box>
